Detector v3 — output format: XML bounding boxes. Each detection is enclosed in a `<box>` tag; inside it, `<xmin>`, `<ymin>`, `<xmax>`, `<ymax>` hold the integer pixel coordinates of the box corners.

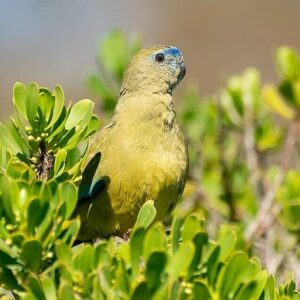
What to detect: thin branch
<box><xmin>216</xmin><ymin>96</ymin><xmax>239</xmax><ymax>221</ymax></box>
<box><xmin>36</xmin><ymin>141</ymin><xmax>54</xmax><ymax>180</ymax></box>
<box><xmin>243</xmin><ymin>93</ymin><xmax>261</xmax><ymax>201</ymax></box>
<box><xmin>244</xmin><ymin>118</ymin><xmax>299</xmax><ymax>245</ymax></box>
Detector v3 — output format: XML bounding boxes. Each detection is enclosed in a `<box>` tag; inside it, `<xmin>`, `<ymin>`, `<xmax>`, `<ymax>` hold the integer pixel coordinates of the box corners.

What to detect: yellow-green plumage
<box><xmin>76</xmin><ymin>46</ymin><xmax>188</xmax><ymax>241</ymax></box>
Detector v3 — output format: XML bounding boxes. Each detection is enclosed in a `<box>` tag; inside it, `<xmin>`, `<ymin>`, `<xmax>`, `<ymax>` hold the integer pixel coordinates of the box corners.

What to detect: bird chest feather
<box><xmin>95</xmin><ymin>96</ymin><xmax>188</xmax><ymax>220</ymax></box>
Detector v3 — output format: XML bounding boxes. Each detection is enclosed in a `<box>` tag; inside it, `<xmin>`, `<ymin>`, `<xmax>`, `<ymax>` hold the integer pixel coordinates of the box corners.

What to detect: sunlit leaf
<box><xmin>263</xmin><ymin>85</ymin><xmax>296</xmax><ymax>119</ymax></box>
<box><xmin>64</xmin><ymin>99</ymin><xmax>94</xmax><ymax>130</ymax></box>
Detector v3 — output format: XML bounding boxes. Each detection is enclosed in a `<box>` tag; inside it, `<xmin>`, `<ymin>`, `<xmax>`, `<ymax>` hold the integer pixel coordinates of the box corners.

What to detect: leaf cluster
<box><xmin>0</xmin><ymin>32</ymin><xmax>299</xmax><ymax>299</ymax></box>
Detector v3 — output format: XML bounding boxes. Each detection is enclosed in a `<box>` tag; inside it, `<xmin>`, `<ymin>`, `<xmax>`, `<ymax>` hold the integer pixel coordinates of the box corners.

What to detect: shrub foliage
<box><xmin>0</xmin><ymin>31</ymin><xmax>299</xmax><ymax>299</ymax></box>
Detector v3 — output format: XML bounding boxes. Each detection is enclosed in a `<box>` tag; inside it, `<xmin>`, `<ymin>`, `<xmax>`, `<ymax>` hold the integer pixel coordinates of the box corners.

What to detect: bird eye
<box><xmin>155</xmin><ymin>53</ymin><xmax>165</xmax><ymax>63</ymax></box>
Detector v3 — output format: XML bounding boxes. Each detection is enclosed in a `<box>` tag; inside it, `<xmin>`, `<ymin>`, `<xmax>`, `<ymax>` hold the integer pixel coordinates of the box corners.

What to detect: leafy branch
<box><xmin>0</xmin><ymin>31</ymin><xmax>299</xmax><ymax>298</ymax></box>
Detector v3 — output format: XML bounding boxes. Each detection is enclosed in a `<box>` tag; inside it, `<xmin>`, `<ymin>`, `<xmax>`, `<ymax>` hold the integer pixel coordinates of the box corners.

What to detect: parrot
<box><xmin>75</xmin><ymin>45</ymin><xmax>188</xmax><ymax>241</ymax></box>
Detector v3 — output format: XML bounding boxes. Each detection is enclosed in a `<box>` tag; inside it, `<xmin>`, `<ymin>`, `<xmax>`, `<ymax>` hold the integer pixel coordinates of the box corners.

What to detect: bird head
<box><xmin>120</xmin><ymin>46</ymin><xmax>186</xmax><ymax>95</ymax></box>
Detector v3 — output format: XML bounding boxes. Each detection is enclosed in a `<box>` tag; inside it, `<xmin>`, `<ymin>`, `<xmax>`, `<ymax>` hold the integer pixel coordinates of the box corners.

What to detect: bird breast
<box><xmin>97</xmin><ymin>103</ymin><xmax>188</xmax><ymax>217</ymax></box>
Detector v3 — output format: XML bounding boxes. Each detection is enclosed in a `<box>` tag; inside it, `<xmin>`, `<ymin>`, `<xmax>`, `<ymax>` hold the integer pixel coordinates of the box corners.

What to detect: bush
<box><xmin>0</xmin><ymin>31</ymin><xmax>299</xmax><ymax>299</ymax></box>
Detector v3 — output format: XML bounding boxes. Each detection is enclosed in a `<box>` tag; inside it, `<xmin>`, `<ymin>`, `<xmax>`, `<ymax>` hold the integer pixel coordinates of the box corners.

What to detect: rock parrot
<box><xmin>75</xmin><ymin>45</ymin><xmax>188</xmax><ymax>241</ymax></box>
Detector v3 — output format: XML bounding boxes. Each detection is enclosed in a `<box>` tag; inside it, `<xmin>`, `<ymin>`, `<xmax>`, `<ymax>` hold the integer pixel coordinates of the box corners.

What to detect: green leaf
<box><xmin>55</xmin><ymin>241</ymin><xmax>73</xmax><ymax>271</ymax></box>
<box><xmin>133</xmin><ymin>200</ymin><xmax>157</xmax><ymax>230</ymax></box>
<box><xmin>264</xmin><ymin>276</ymin><xmax>276</xmax><ymax>300</ymax></box>
<box><xmin>61</xmin><ymin>219</ymin><xmax>80</xmax><ymax>247</ymax></box>
<box><xmin>217</xmin><ymin>225</ymin><xmax>237</xmax><ymax>261</ymax></box>
<box><xmin>54</xmin><ymin>127</ymin><xmax>75</xmax><ymax>150</ymax></box>
<box><xmin>83</xmin><ymin>114</ymin><xmax>100</xmax><ymax>139</ymax></box>
<box><xmin>207</xmin><ymin>246</ymin><xmax>220</xmax><ymax>286</ymax></box>
<box><xmin>0</xmin><ymin>239</ymin><xmax>17</xmax><ymax>259</ymax></box>
<box><xmin>277</xmin><ymin>46</ymin><xmax>300</xmax><ymax>80</ymax></box>
<box><xmin>6</xmin><ymin>159</ymin><xmax>30</xmax><ymax>180</ymax></box>
<box><xmin>167</xmin><ymin>241</ymin><xmax>195</xmax><ymax>279</ymax></box>
<box><xmin>21</xmin><ymin>240</ymin><xmax>43</xmax><ymax>272</ymax></box>
<box><xmin>228</xmin><ymin>76</ymin><xmax>244</xmax><ymax>117</ymax></box>
<box><xmin>60</xmin><ymin>126</ymin><xmax>87</xmax><ymax>151</ymax></box>
<box><xmin>145</xmin><ymin>251</ymin><xmax>167</xmax><ymax>290</ymax></box>
<box><xmin>285</xmin><ymin>202</ymin><xmax>300</xmax><ymax>223</ymax></box>
<box><xmin>46</xmin><ymin>85</ymin><xmax>65</xmax><ymax>130</ymax></box>
<box><xmin>92</xmin><ymin>275</ymin><xmax>105</xmax><ymax>300</ymax></box>
<box><xmin>188</xmin><ymin>232</ymin><xmax>208</xmax><ymax>276</ymax></box>
<box><xmin>27</xmin><ymin>200</ymin><xmax>49</xmax><ymax>235</ymax></box>
<box><xmin>292</xmin><ymin>79</ymin><xmax>300</xmax><ymax>106</ymax></box>
<box><xmin>26</xmin><ymin>83</ymin><xmax>39</xmax><ymax>128</ymax></box>
<box><xmin>171</xmin><ymin>217</ymin><xmax>183</xmax><ymax>253</ymax></box>
<box><xmin>217</xmin><ymin>252</ymin><xmax>259</xmax><ymax>299</ymax></box>
<box><xmin>0</xmin><ymin>123</ymin><xmax>23</xmax><ymax>154</ymax></box>
<box><xmin>235</xmin><ymin>281</ymin><xmax>258</xmax><ymax>300</ymax></box>
<box><xmin>253</xmin><ymin>270</ymin><xmax>269</xmax><ymax>298</ymax></box>
<box><xmin>59</xmin><ymin>181</ymin><xmax>77</xmax><ymax>219</ymax></box>
<box><xmin>13</xmin><ymin>82</ymin><xmax>28</xmax><ymax>119</ymax></box>
<box><xmin>131</xmin><ymin>281</ymin><xmax>152</xmax><ymax>300</ymax></box>
<box><xmin>9</xmin><ymin>119</ymin><xmax>30</xmax><ymax>155</ymax></box>
<box><xmin>0</xmin><ymin>250</ymin><xmax>17</xmax><ymax>267</ymax></box>
<box><xmin>0</xmin><ymin>267</ymin><xmax>21</xmax><ymax>290</ymax></box>
<box><xmin>74</xmin><ymin>244</ymin><xmax>94</xmax><ymax>274</ymax></box>
<box><xmin>182</xmin><ymin>214</ymin><xmax>202</xmax><ymax>242</ymax></box>
<box><xmin>38</xmin><ymin>88</ymin><xmax>54</xmax><ymax>124</ymax></box>
<box><xmin>192</xmin><ymin>281</ymin><xmax>212</xmax><ymax>300</ymax></box>
<box><xmin>58</xmin><ymin>283</ymin><xmax>74</xmax><ymax>300</ymax></box>
<box><xmin>100</xmin><ymin>30</ymin><xmax>130</xmax><ymax>79</ymax></box>
<box><xmin>0</xmin><ymin>174</ymin><xmax>15</xmax><ymax>222</ymax></box>
<box><xmin>130</xmin><ymin>227</ymin><xmax>144</xmax><ymax>275</ymax></box>
<box><xmin>41</xmin><ymin>277</ymin><xmax>57</xmax><ymax>300</ymax></box>
<box><xmin>54</xmin><ymin>149</ymin><xmax>67</xmax><ymax>175</ymax></box>
<box><xmin>143</xmin><ymin>223</ymin><xmax>166</xmax><ymax>260</ymax></box>
<box><xmin>64</xmin><ymin>99</ymin><xmax>94</xmax><ymax>130</ymax></box>
<box><xmin>283</xmin><ymin>280</ymin><xmax>297</xmax><ymax>296</ymax></box>
<box><xmin>27</xmin><ymin>274</ymin><xmax>46</xmax><ymax>300</ymax></box>
<box><xmin>47</xmin><ymin>106</ymin><xmax>67</xmax><ymax>140</ymax></box>
<box><xmin>263</xmin><ymin>85</ymin><xmax>296</xmax><ymax>119</ymax></box>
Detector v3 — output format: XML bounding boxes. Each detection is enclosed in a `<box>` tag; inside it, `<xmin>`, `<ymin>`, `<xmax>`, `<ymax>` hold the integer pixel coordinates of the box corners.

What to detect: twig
<box><xmin>262</xmin><ymin>223</ymin><xmax>284</xmax><ymax>275</ymax></box>
<box><xmin>244</xmin><ymin>118</ymin><xmax>299</xmax><ymax>245</ymax></box>
<box><xmin>217</xmin><ymin>96</ymin><xmax>239</xmax><ymax>221</ymax></box>
<box><xmin>36</xmin><ymin>141</ymin><xmax>54</xmax><ymax>180</ymax></box>
<box><xmin>243</xmin><ymin>92</ymin><xmax>262</xmax><ymax>201</ymax></box>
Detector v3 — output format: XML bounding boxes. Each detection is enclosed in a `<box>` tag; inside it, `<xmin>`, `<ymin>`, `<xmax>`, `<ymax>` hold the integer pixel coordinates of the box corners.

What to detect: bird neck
<box><xmin>113</xmin><ymin>92</ymin><xmax>177</xmax><ymax>130</ymax></box>
<box><xmin>120</xmin><ymin>73</ymin><xmax>172</xmax><ymax>96</ymax></box>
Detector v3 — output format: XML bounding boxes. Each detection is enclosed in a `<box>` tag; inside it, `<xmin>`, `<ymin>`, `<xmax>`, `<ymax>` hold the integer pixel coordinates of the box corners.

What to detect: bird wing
<box><xmin>78</xmin><ymin>151</ymin><xmax>106</xmax><ymax>202</ymax></box>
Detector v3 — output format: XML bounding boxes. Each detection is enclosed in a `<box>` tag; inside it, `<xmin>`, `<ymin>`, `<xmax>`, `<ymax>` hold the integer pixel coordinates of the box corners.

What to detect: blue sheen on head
<box><xmin>163</xmin><ymin>47</ymin><xmax>181</xmax><ymax>57</ymax></box>
<box><xmin>150</xmin><ymin>46</ymin><xmax>184</xmax><ymax>74</ymax></box>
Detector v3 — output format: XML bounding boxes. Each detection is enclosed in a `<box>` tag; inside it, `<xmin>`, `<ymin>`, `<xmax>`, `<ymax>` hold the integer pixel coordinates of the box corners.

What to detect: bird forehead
<box><xmin>163</xmin><ymin>47</ymin><xmax>182</xmax><ymax>57</ymax></box>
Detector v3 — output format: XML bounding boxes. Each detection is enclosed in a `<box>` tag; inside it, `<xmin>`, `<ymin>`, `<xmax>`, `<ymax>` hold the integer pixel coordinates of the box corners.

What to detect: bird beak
<box><xmin>177</xmin><ymin>55</ymin><xmax>186</xmax><ymax>81</ymax></box>
<box><xmin>178</xmin><ymin>61</ymin><xmax>186</xmax><ymax>81</ymax></box>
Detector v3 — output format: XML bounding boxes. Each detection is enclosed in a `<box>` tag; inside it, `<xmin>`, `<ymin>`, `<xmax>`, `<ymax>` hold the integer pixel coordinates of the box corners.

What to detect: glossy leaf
<box><xmin>145</xmin><ymin>251</ymin><xmax>167</xmax><ymax>290</ymax></box>
<box><xmin>21</xmin><ymin>240</ymin><xmax>43</xmax><ymax>272</ymax></box>
<box><xmin>263</xmin><ymin>85</ymin><xmax>296</xmax><ymax>119</ymax></box>
<box><xmin>54</xmin><ymin>149</ymin><xmax>67</xmax><ymax>175</ymax></box>
<box><xmin>167</xmin><ymin>241</ymin><xmax>195</xmax><ymax>279</ymax></box>
<box><xmin>59</xmin><ymin>181</ymin><xmax>77</xmax><ymax>219</ymax></box>
<box><xmin>133</xmin><ymin>200</ymin><xmax>157</xmax><ymax>230</ymax></box>
<box><xmin>46</xmin><ymin>85</ymin><xmax>65</xmax><ymax>129</ymax></box>
<box><xmin>130</xmin><ymin>227</ymin><xmax>144</xmax><ymax>275</ymax></box>
<box><xmin>64</xmin><ymin>99</ymin><xmax>94</xmax><ymax>130</ymax></box>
